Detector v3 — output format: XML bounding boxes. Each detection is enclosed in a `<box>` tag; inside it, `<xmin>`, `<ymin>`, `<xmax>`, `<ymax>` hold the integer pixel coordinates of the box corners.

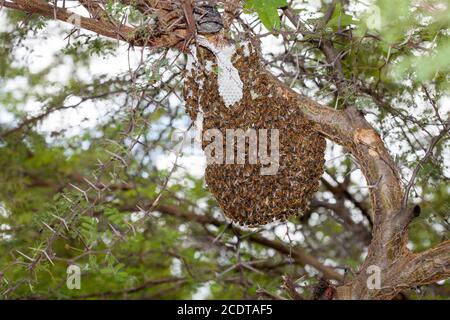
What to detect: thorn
<box><xmin>83</xmin><ymin>178</ymin><xmax>100</xmax><ymax>191</ymax></box>
<box><xmin>105</xmin><ymin>150</ymin><xmax>128</xmax><ymax>167</ymax></box>
<box><xmin>41</xmin><ymin>221</ymin><xmax>57</xmax><ymax>234</ymax></box>
<box><xmin>51</xmin><ymin>214</ymin><xmax>69</xmax><ymax>232</ymax></box>
<box><xmin>69</xmin><ymin>183</ymin><xmax>89</xmax><ymax>202</ymax></box>
<box><xmin>15</xmin><ymin>250</ymin><xmax>34</xmax><ymax>262</ymax></box>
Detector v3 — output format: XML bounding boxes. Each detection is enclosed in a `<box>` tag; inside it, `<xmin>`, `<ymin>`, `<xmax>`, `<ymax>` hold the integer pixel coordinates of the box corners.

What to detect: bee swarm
<box><xmin>183</xmin><ymin>39</ymin><xmax>326</xmax><ymax>227</ymax></box>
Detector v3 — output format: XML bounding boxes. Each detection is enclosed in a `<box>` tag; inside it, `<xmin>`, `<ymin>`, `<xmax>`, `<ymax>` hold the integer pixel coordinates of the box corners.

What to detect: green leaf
<box><xmin>327</xmin><ymin>2</ymin><xmax>354</xmax><ymax>31</ymax></box>
<box><xmin>244</xmin><ymin>0</ymin><xmax>287</xmax><ymax>31</ymax></box>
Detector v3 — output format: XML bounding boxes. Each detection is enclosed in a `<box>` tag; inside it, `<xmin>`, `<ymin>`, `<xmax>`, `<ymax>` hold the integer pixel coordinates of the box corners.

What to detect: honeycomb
<box><xmin>183</xmin><ymin>39</ymin><xmax>326</xmax><ymax>227</ymax></box>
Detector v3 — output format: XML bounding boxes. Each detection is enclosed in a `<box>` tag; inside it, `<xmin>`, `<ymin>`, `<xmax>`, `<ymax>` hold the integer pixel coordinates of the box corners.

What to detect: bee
<box><xmin>184</xmin><ymin>39</ymin><xmax>326</xmax><ymax>227</ymax></box>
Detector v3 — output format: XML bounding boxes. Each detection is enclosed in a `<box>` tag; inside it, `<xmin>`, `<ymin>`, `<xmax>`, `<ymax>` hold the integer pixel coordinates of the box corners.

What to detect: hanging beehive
<box><xmin>183</xmin><ymin>37</ymin><xmax>326</xmax><ymax>227</ymax></box>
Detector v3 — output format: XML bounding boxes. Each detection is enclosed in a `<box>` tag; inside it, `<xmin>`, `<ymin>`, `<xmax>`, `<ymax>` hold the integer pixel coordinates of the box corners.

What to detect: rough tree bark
<box><xmin>2</xmin><ymin>0</ymin><xmax>449</xmax><ymax>300</ymax></box>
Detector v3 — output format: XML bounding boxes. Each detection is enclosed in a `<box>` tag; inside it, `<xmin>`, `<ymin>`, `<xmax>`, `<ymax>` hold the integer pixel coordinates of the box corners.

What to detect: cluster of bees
<box><xmin>183</xmin><ymin>40</ymin><xmax>325</xmax><ymax>227</ymax></box>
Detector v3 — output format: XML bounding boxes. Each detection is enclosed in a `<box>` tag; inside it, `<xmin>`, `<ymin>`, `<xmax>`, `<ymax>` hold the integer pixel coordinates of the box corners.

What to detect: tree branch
<box><xmin>155</xmin><ymin>204</ymin><xmax>344</xmax><ymax>282</ymax></box>
<box><xmin>403</xmin><ymin>119</ymin><xmax>450</xmax><ymax>206</ymax></box>
<box><xmin>4</xmin><ymin>0</ymin><xmax>134</xmax><ymax>41</ymax></box>
<box><xmin>75</xmin><ymin>277</ymin><xmax>186</xmax><ymax>298</ymax></box>
<box><xmin>402</xmin><ymin>240</ymin><xmax>450</xmax><ymax>287</ymax></box>
<box><xmin>2</xmin><ymin>0</ymin><xmax>188</xmax><ymax>48</ymax></box>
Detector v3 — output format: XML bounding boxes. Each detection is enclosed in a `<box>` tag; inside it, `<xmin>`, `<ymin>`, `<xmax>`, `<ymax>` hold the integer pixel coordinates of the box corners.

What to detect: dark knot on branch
<box><xmin>193</xmin><ymin>3</ymin><xmax>223</xmax><ymax>34</ymax></box>
<box><xmin>393</xmin><ymin>205</ymin><xmax>422</xmax><ymax>232</ymax></box>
